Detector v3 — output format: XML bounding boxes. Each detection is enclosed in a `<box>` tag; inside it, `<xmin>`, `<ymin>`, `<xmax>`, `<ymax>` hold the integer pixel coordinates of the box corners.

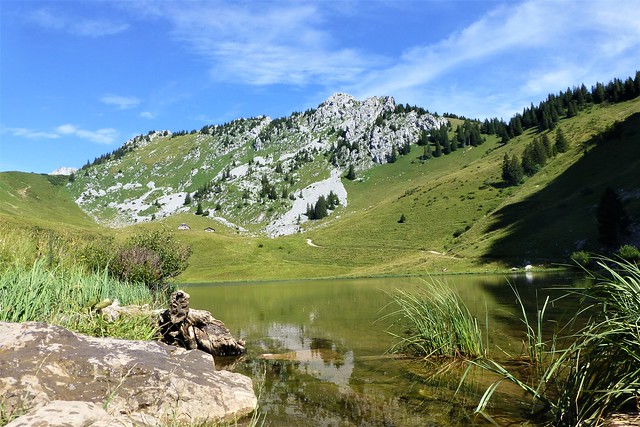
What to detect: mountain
<box><xmin>2</xmin><ymin>87</ymin><xmax>639</xmax><ymax>281</ymax></box>
<box><xmin>50</xmin><ymin>167</ymin><xmax>78</xmax><ymax>176</ymax></box>
<box><xmin>66</xmin><ymin>93</ymin><xmax>447</xmax><ymax>236</ymax></box>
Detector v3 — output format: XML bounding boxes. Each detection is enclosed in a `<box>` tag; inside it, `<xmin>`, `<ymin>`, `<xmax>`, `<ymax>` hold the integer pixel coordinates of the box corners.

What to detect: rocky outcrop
<box><xmin>0</xmin><ymin>321</ymin><xmax>257</xmax><ymax>426</ymax></box>
<box><xmin>67</xmin><ymin>92</ymin><xmax>447</xmax><ymax>234</ymax></box>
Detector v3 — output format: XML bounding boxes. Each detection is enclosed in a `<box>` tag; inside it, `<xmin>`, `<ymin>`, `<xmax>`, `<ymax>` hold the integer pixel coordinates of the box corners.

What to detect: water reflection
<box><xmin>257</xmin><ymin>326</ymin><xmax>354</xmax><ymax>391</ymax></box>
<box><xmin>185</xmin><ymin>274</ymin><xmax>586</xmax><ymax>426</ymax></box>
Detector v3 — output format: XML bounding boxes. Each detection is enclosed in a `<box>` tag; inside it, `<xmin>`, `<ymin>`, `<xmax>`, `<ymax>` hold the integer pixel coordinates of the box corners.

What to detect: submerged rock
<box><xmin>0</xmin><ymin>321</ymin><xmax>257</xmax><ymax>426</ymax></box>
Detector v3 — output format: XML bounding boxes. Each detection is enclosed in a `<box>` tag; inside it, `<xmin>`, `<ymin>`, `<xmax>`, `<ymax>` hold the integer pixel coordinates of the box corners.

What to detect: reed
<box><xmin>383</xmin><ymin>278</ymin><xmax>485</xmax><ymax>360</ymax></box>
<box><xmin>472</xmin><ymin>258</ymin><xmax>640</xmax><ymax>426</ymax></box>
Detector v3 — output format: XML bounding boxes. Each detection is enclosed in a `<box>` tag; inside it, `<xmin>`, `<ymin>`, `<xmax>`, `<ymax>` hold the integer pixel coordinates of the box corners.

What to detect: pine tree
<box><xmin>195</xmin><ymin>202</ymin><xmax>203</xmax><ymax>215</ymax></box>
<box><xmin>346</xmin><ymin>164</ymin><xmax>356</xmax><ymax>180</ymax></box>
<box><xmin>184</xmin><ymin>193</ymin><xmax>192</xmax><ymax>206</ymax></box>
<box><xmin>499</xmin><ymin>127</ymin><xmax>510</xmax><ymax>144</ymax></box>
<box><xmin>555</xmin><ymin>128</ymin><xmax>568</xmax><ymax>153</ymax></box>
<box><xmin>434</xmin><ymin>140</ymin><xmax>442</xmax><ymax>157</ymax></box>
<box><xmin>388</xmin><ymin>146</ymin><xmax>398</xmax><ymax>163</ymax></box>
<box><xmin>502</xmin><ymin>154</ymin><xmax>523</xmax><ymax>186</ymax></box>
<box><xmin>541</xmin><ymin>134</ymin><xmax>553</xmax><ymax>157</ymax></box>
<box><xmin>314</xmin><ymin>196</ymin><xmax>328</xmax><ymax>220</ymax></box>
<box><xmin>532</xmin><ymin>138</ymin><xmax>548</xmax><ymax>167</ymax></box>
<box><xmin>521</xmin><ymin>145</ymin><xmax>537</xmax><ymax>176</ymax></box>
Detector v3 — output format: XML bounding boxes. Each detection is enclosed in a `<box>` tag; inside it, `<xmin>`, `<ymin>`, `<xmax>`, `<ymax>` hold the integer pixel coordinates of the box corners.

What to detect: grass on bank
<box><xmin>0</xmin><ymin>260</ymin><xmax>162</xmax><ymax>340</ymax></box>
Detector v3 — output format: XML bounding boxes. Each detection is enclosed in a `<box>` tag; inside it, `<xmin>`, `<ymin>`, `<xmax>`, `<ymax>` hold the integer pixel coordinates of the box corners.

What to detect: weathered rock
<box><xmin>158</xmin><ymin>290</ymin><xmax>247</xmax><ymax>357</ymax></box>
<box><xmin>0</xmin><ymin>322</ymin><xmax>257</xmax><ymax>426</ymax></box>
<box><xmin>4</xmin><ymin>400</ymin><xmax>161</xmax><ymax>427</ymax></box>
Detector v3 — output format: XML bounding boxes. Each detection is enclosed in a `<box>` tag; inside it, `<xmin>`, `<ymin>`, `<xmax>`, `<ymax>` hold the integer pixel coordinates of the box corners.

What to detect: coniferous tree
<box><xmin>541</xmin><ymin>134</ymin><xmax>553</xmax><ymax>157</ymax></box>
<box><xmin>434</xmin><ymin>140</ymin><xmax>442</xmax><ymax>157</ymax></box>
<box><xmin>314</xmin><ymin>196</ymin><xmax>328</xmax><ymax>220</ymax></box>
<box><xmin>184</xmin><ymin>193</ymin><xmax>192</xmax><ymax>206</ymax></box>
<box><xmin>532</xmin><ymin>137</ymin><xmax>549</xmax><ymax>167</ymax></box>
<box><xmin>555</xmin><ymin>128</ymin><xmax>568</xmax><ymax>153</ymax></box>
<box><xmin>388</xmin><ymin>145</ymin><xmax>398</xmax><ymax>163</ymax></box>
<box><xmin>346</xmin><ymin>164</ymin><xmax>356</xmax><ymax>180</ymax></box>
<box><xmin>499</xmin><ymin>127</ymin><xmax>510</xmax><ymax>144</ymax></box>
<box><xmin>521</xmin><ymin>145</ymin><xmax>537</xmax><ymax>176</ymax></box>
<box><xmin>420</xmin><ymin>143</ymin><xmax>432</xmax><ymax>160</ymax></box>
<box><xmin>502</xmin><ymin>154</ymin><xmax>523</xmax><ymax>186</ymax></box>
<box><xmin>195</xmin><ymin>202</ymin><xmax>203</xmax><ymax>215</ymax></box>
<box><xmin>441</xmin><ymin>127</ymin><xmax>451</xmax><ymax>154</ymax></box>
<box><xmin>566</xmin><ymin>100</ymin><xmax>577</xmax><ymax>118</ymax></box>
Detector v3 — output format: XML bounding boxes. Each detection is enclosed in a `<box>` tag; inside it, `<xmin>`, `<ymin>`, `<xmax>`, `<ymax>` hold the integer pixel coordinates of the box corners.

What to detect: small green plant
<box><xmin>570</xmin><ymin>250</ymin><xmax>591</xmax><ymax>268</ymax></box>
<box><xmin>470</xmin><ymin>257</ymin><xmax>640</xmax><ymax>426</ymax></box>
<box><xmin>616</xmin><ymin>244</ymin><xmax>640</xmax><ymax>263</ymax></box>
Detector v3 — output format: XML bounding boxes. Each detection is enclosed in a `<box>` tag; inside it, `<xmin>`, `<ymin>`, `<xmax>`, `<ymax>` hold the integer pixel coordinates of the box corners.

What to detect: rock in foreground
<box><xmin>0</xmin><ymin>321</ymin><xmax>257</xmax><ymax>426</ymax></box>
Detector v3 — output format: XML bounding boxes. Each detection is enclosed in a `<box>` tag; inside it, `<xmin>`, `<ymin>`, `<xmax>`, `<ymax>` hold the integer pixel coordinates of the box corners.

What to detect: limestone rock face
<box><xmin>0</xmin><ymin>322</ymin><xmax>257</xmax><ymax>426</ymax></box>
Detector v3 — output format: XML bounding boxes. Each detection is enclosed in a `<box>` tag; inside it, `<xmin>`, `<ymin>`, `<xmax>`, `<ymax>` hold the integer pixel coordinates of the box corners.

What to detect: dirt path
<box><xmin>306</xmin><ymin>239</ymin><xmax>320</xmax><ymax>247</ymax></box>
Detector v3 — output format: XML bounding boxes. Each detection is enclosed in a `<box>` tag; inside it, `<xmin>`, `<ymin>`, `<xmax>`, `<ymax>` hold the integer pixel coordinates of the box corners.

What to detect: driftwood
<box><xmin>157</xmin><ymin>290</ymin><xmax>247</xmax><ymax>357</ymax></box>
<box><xmin>98</xmin><ymin>290</ymin><xmax>246</xmax><ymax>358</ymax></box>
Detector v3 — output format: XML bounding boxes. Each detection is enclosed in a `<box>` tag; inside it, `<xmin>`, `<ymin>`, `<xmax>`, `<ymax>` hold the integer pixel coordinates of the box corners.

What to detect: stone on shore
<box><xmin>0</xmin><ymin>321</ymin><xmax>257</xmax><ymax>426</ymax></box>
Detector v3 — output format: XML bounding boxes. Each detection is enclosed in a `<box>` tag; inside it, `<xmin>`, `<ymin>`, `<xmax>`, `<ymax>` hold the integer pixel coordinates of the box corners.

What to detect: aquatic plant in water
<box><xmin>383</xmin><ymin>278</ymin><xmax>485</xmax><ymax>360</ymax></box>
<box><xmin>472</xmin><ymin>258</ymin><xmax>640</xmax><ymax>426</ymax></box>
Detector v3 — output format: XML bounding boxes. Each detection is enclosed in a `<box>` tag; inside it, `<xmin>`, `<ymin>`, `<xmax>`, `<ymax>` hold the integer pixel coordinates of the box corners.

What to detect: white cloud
<box><xmin>2</xmin><ymin>126</ymin><xmax>60</xmax><ymax>140</ymax></box>
<box><xmin>61</xmin><ymin>124</ymin><xmax>118</xmax><ymax>144</ymax></box>
<box><xmin>138</xmin><ymin>1</ymin><xmax>378</xmax><ymax>87</ymax></box>
<box><xmin>4</xmin><ymin>124</ymin><xmax>118</xmax><ymax>145</ymax></box>
<box><xmin>349</xmin><ymin>0</ymin><xmax>640</xmax><ymax>118</ymax></box>
<box><xmin>140</xmin><ymin>111</ymin><xmax>156</xmax><ymax>119</ymax></box>
<box><xmin>56</xmin><ymin>124</ymin><xmax>77</xmax><ymax>135</ymax></box>
<box><xmin>29</xmin><ymin>8</ymin><xmax>129</xmax><ymax>37</ymax></box>
<box><xmin>100</xmin><ymin>94</ymin><xmax>141</xmax><ymax>109</ymax></box>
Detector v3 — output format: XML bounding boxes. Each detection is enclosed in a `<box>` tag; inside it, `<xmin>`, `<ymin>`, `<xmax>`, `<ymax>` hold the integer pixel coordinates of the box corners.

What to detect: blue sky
<box><xmin>1</xmin><ymin>0</ymin><xmax>639</xmax><ymax>174</ymax></box>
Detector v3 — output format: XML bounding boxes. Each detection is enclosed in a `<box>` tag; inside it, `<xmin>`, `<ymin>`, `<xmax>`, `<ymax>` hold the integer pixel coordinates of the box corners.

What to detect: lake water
<box><xmin>184</xmin><ymin>273</ymin><xmax>585</xmax><ymax>426</ymax></box>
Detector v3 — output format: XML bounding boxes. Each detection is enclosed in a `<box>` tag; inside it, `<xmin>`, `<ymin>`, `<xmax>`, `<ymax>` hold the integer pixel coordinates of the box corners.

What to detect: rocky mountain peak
<box><xmin>67</xmin><ymin>93</ymin><xmax>447</xmax><ymax>236</ymax></box>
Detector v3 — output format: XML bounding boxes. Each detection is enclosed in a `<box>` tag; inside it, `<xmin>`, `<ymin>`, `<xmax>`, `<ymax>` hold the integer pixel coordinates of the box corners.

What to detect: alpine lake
<box><xmin>184</xmin><ymin>273</ymin><xmax>586</xmax><ymax>426</ymax></box>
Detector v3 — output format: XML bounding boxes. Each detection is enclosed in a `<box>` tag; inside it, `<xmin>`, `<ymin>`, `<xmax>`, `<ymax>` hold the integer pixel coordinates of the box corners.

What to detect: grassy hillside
<box><xmin>2</xmin><ymin>98</ymin><xmax>639</xmax><ymax>282</ymax></box>
<box><xmin>0</xmin><ymin>172</ymin><xmax>96</xmax><ymax>230</ymax></box>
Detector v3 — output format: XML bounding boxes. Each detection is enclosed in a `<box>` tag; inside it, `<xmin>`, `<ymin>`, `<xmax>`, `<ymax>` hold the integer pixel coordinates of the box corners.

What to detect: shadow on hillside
<box><xmin>481</xmin><ymin>113</ymin><xmax>640</xmax><ymax>264</ymax></box>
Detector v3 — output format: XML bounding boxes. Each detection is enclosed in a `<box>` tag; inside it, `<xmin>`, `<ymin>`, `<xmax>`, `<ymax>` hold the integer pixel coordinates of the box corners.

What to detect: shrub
<box><xmin>113</xmin><ymin>229</ymin><xmax>191</xmax><ymax>293</ymax></box>
<box><xmin>570</xmin><ymin>250</ymin><xmax>591</xmax><ymax>268</ymax></box>
<box><xmin>616</xmin><ymin>244</ymin><xmax>640</xmax><ymax>263</ymax></box>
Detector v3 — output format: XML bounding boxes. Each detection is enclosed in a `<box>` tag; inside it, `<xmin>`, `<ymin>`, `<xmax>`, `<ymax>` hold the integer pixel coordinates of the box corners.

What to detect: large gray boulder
<box><xmin>0</xmin><ymin>322</ymin><xmax>257</xmax><ymax>426</ymax></box>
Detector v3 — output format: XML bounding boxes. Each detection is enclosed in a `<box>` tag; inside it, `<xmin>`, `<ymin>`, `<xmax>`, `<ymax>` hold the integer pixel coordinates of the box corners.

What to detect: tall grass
<box><xmin>382</xmin><ymin>278</ymin><xmax>485</xmax><ymax>360</ymax></box>
<box><xmin>471</xmin><ymin>258</ymin><xmax>640</xmax><ymax>426</ymax></box>
<box><xmin>0</xmin><ymin>259</ymin><xmax>162</xmax><ymax>340</ymax></box>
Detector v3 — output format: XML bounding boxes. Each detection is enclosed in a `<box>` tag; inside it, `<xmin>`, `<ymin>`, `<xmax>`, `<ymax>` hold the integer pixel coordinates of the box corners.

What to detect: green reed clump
<box><xmin>472</xmin><ymin>258</ymin><xmax>640</xmax><ymax>426</ymax></box>
<box><xmin>383</xmin><ymin>279</ymin><xmax>485</xmax><ymax>360</ymax></box>
<box><xmin>0</xmin><ymin>259</ymin><xmax>162</xmax><ymax>340</ymax></box>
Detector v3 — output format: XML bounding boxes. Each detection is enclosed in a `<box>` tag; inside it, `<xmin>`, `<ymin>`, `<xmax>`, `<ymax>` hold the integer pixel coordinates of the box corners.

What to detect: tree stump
<box><xmin>157</xmin><ymin>290</ymin><xmax>246</xmax><ymax>357</ymax></box>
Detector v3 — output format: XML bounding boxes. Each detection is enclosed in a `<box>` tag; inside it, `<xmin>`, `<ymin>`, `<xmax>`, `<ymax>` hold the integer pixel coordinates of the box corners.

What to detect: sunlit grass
<box><xmin>0</xmin><ymin>260</ymin><xmax>162</xmax><ymax>340</ymax></box>
<box><xmin>382</xmin><ymin>278</ymin><xmax>485</xmax><ymax>360</ymax></box>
